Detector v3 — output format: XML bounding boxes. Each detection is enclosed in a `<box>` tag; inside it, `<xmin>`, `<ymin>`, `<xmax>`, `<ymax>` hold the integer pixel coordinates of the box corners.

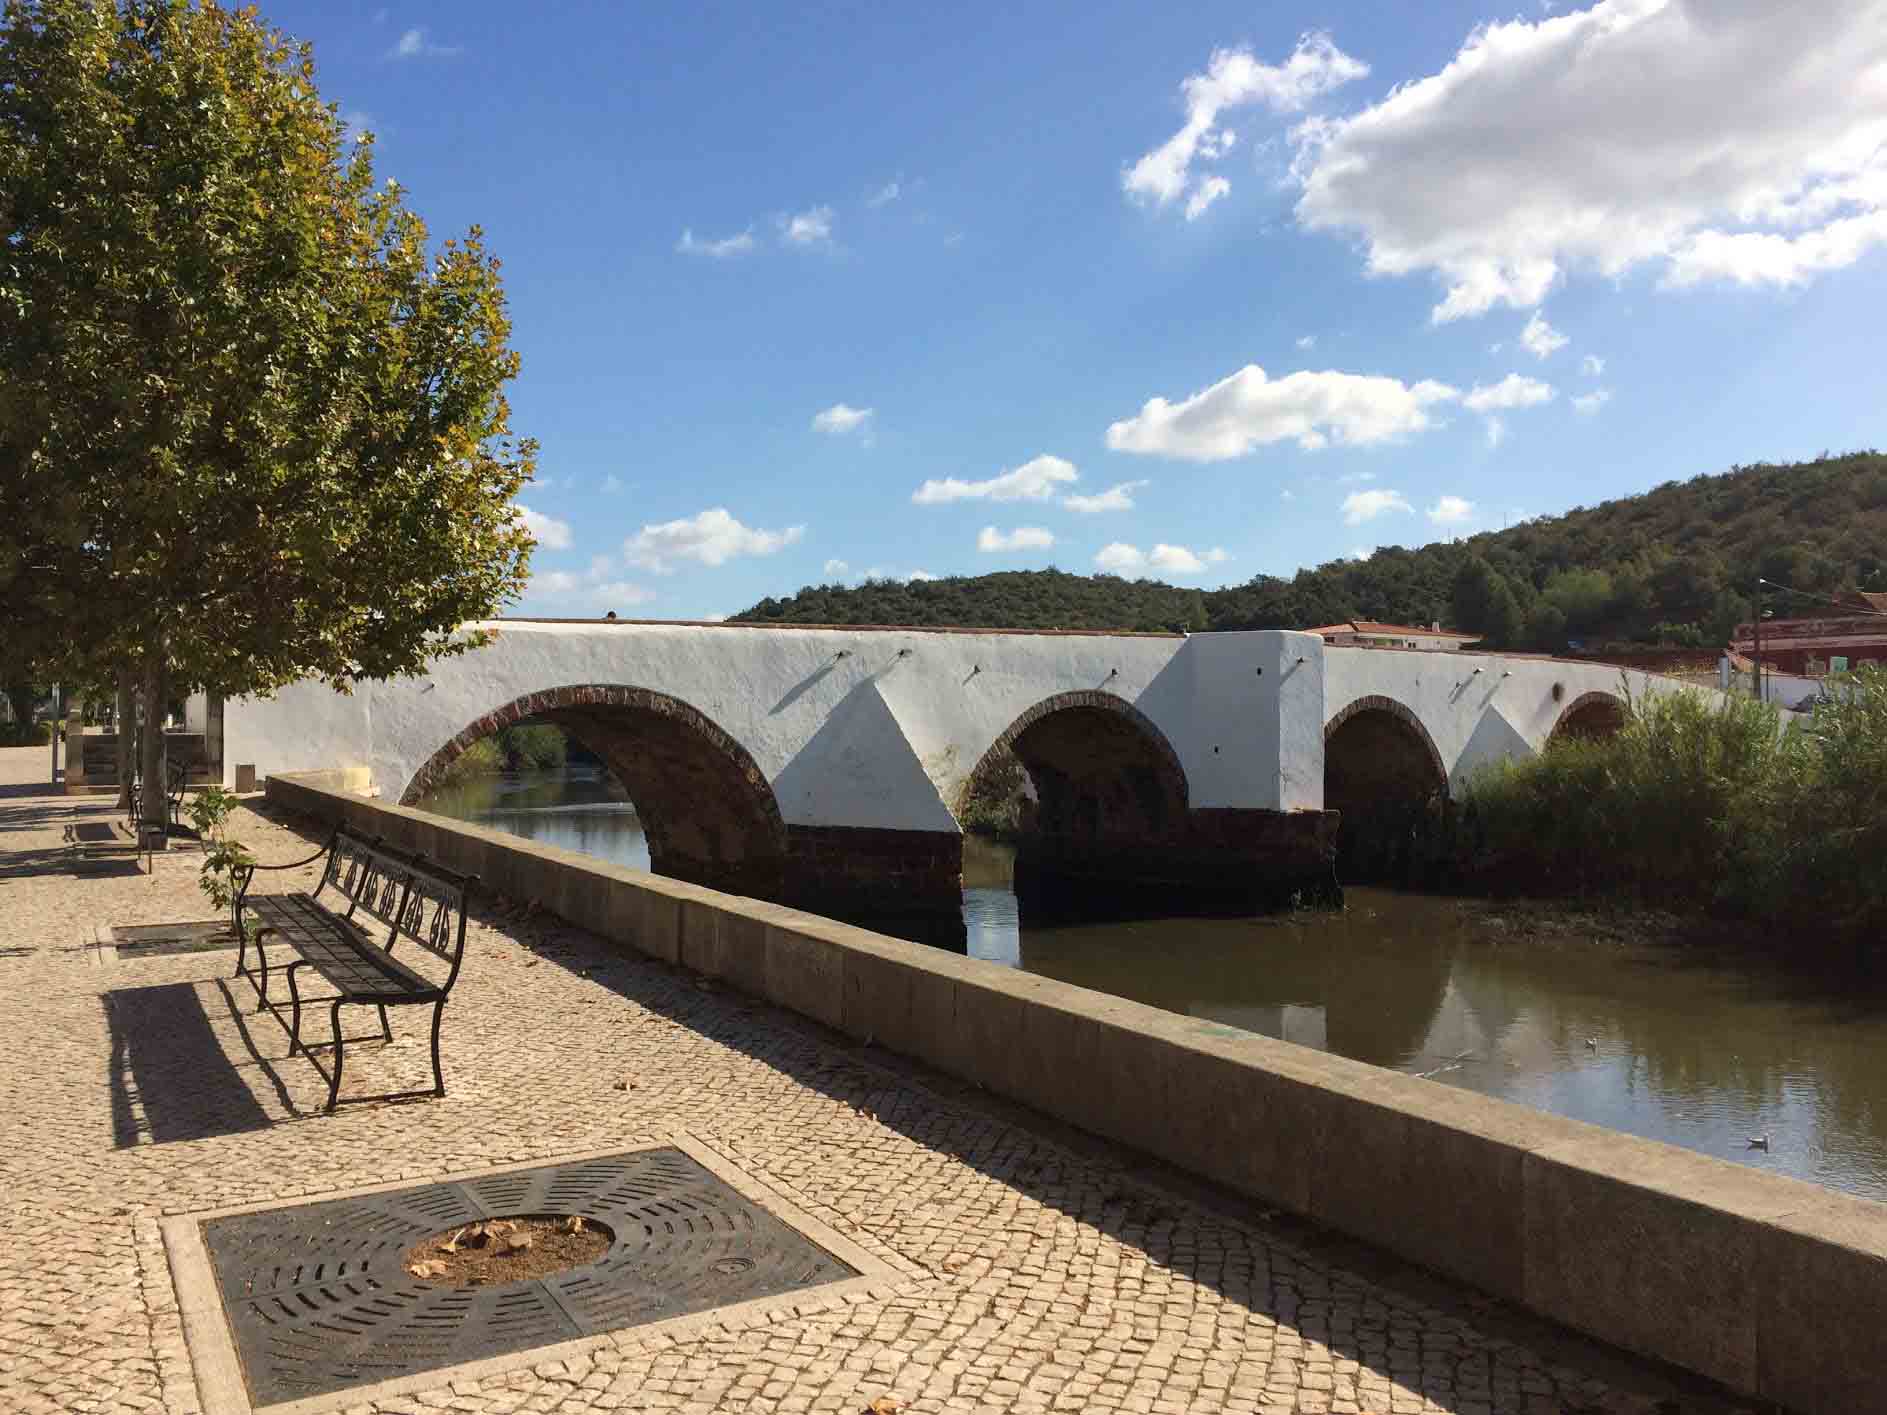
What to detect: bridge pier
<box><xmin>1010</xmin><ymin>807</ymin><xmax>1339</xmax><ymax>923</ymax></box>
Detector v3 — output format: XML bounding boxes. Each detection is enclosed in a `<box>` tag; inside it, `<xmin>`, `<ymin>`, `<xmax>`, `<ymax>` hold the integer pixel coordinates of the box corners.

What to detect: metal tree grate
<box><xmin>202</xmin><ymin>1147</ymin><xmax>856</xmax><ymax>1404</ymax></box>
<box><xmin>110</xmin><ymin>921</ymin><xmax>240</xmax><ymax>957</ymax></box>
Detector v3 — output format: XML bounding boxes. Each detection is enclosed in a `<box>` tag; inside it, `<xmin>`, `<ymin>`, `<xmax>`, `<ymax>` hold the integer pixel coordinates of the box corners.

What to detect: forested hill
<box><xmin>734</xmin><ymin>452</ymin><xmax>1887</xmax><ymax>651</ymax></box>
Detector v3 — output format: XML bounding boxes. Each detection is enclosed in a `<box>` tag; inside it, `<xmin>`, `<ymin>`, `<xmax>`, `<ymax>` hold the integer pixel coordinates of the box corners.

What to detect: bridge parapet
<box><xmin>223</xmin><ymin>622</ymin><xmax>1703</xmax><ymax>921</ymax></box>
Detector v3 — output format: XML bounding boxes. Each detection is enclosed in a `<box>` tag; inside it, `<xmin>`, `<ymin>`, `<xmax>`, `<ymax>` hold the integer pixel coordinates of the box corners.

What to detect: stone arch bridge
<box><xmin>222</xmin><ymin>621</ymin><xmax>1670</xmax><ymax>920</ymax></box>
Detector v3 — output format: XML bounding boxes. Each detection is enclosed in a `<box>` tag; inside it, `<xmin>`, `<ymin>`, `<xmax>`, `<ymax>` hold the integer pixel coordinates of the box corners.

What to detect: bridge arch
<box><xmin>1322</xmin><ymin>694</ymin><xmax>1449</xmax><ymax>882</ymax></box>
<box><xmin>1550</xmin><ymin>689</ymin><xmax>1628</xmax><ymax>742</ymax></box>
<box><xmin>962</xmin><ymin>689</ymin><xmax>1190</xmax><ymax>842</ymax></box>
<box><xmin>400</xmin><ymin>684</ymin><xmax>787</xmax><ymax>895</ymax></box>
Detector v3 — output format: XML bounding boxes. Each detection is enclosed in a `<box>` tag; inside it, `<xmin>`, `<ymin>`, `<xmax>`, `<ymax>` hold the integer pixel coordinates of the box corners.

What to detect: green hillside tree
<box><xmin>0</xmin><ymin>0</ymin><xmax>536</xmax><ymax>828</ymax></box>
<box><xmin>1450</xmin><ymin>556</ymin><xmax>1524</xmax><ymax>648</ymax></box>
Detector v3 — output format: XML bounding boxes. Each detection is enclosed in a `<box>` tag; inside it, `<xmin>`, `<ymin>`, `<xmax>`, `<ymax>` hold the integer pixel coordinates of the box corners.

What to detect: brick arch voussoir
<box><xmin>958</xmin><ymin>689</ymin><xmax>1191</xmax><ymax>819</ymax></box>
<box><xmin>397</xmin><ymin>684</ymin><xmax>787</xmax><ymax>844</ymax></box>
<box><xmin>1549</xmin><ymin>689</ymin><xmax>1629</xmax><ymax>742</ymax></box>
<box><xmin>1323</xmin><ymin>693</ymin><xmax>1448</xmax><ymax>792</ymax></box>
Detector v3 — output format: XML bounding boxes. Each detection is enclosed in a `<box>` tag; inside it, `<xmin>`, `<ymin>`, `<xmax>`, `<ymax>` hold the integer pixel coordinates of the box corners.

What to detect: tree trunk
<box><xmin>115</xmin><ymin>674</ymin><xmax>135</xmax><ymax>811</ymax></box>
<box><xmin>139</xmin><ymin>658</ymin><xmax>169</xmax><ymax>837</ymax></box>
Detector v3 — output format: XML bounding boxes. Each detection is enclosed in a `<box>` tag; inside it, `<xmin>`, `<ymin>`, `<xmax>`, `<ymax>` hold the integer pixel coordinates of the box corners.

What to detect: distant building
<box><xmin>1731</xmin><ymin>590</ymin><xmax>1887</xmax><ymax>676</ymax></box>
<box><xmin>1305</xmin><ymin>620</ymin><xmax>1482</xmax><ymax>651</ymax></box>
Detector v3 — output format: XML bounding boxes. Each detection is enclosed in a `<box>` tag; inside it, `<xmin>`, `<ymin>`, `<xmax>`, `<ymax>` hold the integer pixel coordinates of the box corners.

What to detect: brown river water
<box><xmin>422</xmin><ymin>767</ymin><xmax>1887</xmax><ymax>1202</ymax></box>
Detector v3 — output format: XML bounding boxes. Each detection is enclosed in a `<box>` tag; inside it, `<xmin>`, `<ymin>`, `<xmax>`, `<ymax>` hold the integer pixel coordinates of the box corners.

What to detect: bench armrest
<box><xmin>244</xmin><ymin>844</ymin><xmax>332</xmax><ymax>873</ymax></box>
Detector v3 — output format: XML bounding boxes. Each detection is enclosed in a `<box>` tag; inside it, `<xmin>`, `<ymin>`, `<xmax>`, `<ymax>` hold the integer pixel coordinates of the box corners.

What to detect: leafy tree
<box><xmin>1450</xmin><ymin>557</ymin><xmax>1524</xmax><ymax>647</ymax></box>
<box><xmin>1541</xmin><ymin>568</ymin><xmax>1615</xmax><ymax>633</ymax></box>
<box><xmin>0</xmin><ymin>0</ymin><xmax>535</xmax><ymax>827</ymax></box>
<box><xmin>1523</xmin><ymin>601</ymin><xmax>1568</xmax><ymax>655</ymax></box>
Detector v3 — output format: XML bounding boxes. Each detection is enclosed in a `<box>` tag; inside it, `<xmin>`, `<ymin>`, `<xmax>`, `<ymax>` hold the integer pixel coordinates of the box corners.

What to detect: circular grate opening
<box><xmin>402</xmin><ymin>1215</ymin><xmax>614</xmax><ymax>1288</ymax></box>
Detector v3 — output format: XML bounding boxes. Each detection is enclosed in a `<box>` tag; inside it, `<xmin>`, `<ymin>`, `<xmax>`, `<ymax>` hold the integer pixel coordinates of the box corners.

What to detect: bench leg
<box><xmin>325</xmin><ymin>1000</ymin><xmax>347</xmax><ymax>1112</ymax></box>
<box><xmin>429</xmin><ymin>1000</ymin><xmax>447</xmax><ymax>1098</ymax></box>
<box><xmin>377</xmin><ymin>1003</ymin><xmax>392</xmax><ymax>1043</ymax></box>
<box><xmin>248</xmin><ymin>927</ymin><xmax>276</xmax><ymax>1013</ymax></box>
<box><xmin>286</xmin><ymin>963</ymin><xmax>308</xmax><ymax>1056</ymax></box>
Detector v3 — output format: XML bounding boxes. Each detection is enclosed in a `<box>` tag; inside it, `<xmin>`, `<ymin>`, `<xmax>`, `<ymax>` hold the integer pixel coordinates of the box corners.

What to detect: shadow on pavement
<box><xmin>103</xmin><ymin>978</ymin><xmax>302</xmax><ymax>1146</ymax></box>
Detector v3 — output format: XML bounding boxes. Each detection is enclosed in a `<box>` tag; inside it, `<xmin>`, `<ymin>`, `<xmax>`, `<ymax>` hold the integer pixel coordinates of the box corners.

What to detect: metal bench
<box><xmin>231</xmin><ymin>826</ymin><xmax>475</xmax><ymax>1110</ymax></box>
<box><xmin>125</xmin><ymin>757</ymin><xmax>190</xmax><ymax>837</ymax></box>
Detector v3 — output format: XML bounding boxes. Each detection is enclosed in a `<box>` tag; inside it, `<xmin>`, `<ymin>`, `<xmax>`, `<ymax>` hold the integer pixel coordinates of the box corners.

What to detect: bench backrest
<box><xmin>318</xmin><ymin>827</ymin><xmax>476</xmax><ymax>987</ymax></box>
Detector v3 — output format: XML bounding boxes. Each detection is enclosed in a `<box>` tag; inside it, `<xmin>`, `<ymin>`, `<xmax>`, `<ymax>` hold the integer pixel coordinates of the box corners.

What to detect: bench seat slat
<box><xmin>248</xmin><ymin>894</ymin><xmax>439</xmax><ymax>1000</ymax></box>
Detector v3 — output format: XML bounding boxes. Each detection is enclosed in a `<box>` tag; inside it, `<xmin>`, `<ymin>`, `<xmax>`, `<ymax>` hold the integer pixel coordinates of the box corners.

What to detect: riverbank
<box><xmin>1453</xmin><ymin>675</ymin><xmax>1887</xmax><ymax>965</ymax></box>
<box><xmin>280</xmin><ymin>766</ymin><xmax>1886</xmax><ymax>1412</ymax></box>
<box><xmin>0</xmin><ymin>743</ymin><xmax>1754</xmax><ymax>1415</ymax></box>
<box><xmin>414</xmin><ymin>766</ymin><xmax>1887</xmax><ymax>1202</ymax></box>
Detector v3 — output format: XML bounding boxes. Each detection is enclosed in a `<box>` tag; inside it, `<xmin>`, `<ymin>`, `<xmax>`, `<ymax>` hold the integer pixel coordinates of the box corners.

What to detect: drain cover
<box><xmin>202</xmin><ymin>1147</ymin><xmax>856</xmax><ymax>1404</ymax></box>
<box><xmin>111</xmin><ymin>921</ymin><xmax>239</xmax><ymax>957</ymax></box>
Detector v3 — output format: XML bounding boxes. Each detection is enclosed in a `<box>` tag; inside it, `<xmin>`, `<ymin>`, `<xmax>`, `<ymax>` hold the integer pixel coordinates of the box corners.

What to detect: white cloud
<box><xmin>387</xmin><ymin>26</ymin><xmax>457</xmax><ymax>59</ymax></box>
<box><xmin>812</xmin><ymin>402</ymin><xmax>873</xmax><ymax>435</ymax></box>
<box><xmin>823</xmin><ymin>558</ymin><xmax>849</xmax><ymax>577</ymax></box>
<box><xmin>1184</xmin><ymin>176</ymin><xmax>1232</xmax><ymax>221</ymax></box>
<box><xmin>780</xmin><ymin>206</ymin><xmax>834</xmax><ymax>246</ymax></box>
<box><xmin>906</xmin><ymin>570</ymin><xmax>939</xmax><ymax>582</ymax></box>
<box><xmin>913</xmin><ymin>454</ymin><xmax>1078</xmax><ymax>504</ymax></box>
<box><xmin>601</xmin><ymin>474</ymin><xmax>625</xmax><ymax>493</ymax></box>
<box><xmin>867</xmin><ymin>179</ymin><xmax>902</xmax><ymax>208</ymax></box>
<box><xmin>1572</xmin><ymin>389</ymin><xmax>1612</xmax><ymax>414</ymax></box>
<box><xmin>1106</xmin><ymin>365</ymin><xmax>1459</xmax><ymax>461</ymax></box>
<box><xmin>1427</xmin><ymin>494</ymin><xmax>1475</xmax><ymax>525</ymax></box>
<box><xmin>1126</xmin><ymin>33</ymin><xmax>1368</xmax><ymax>220</ymax></box>
<box><xmin>676</xmin><ymin>227</ymin><xmax>755</xmax><ymax>259</ymax></box>
<box><xmin>977</xmin><ymin>526</ymin><xmax>1056</xmax><ymax>553</ymax></box>
<box><xmin>1152</xmin><ymin>543</ymin><xmax>1228</xmax><ymax>574</ymax></box>
<box><xmin>1063</xmin><ymin>480</ymin><xmax>1149</xmax><ymax>514</ymax></box>
<box><xmin>1296</xmin><ymin>334</ymin><xmax>1316</xmax><ymax>349</ymax></box>
<box><xmin>1519</xmin><ymin>311</ymin><xmax>1569</xmax><ymax>359</ymax></box>
<box><xmin>1280</xmin><ymin>488</ymin><xmax>1296</xmax><ymax>501</ymax></box>
<box><xmin>591</xmin><ymin>582</ymin><xmax>656</xmax><ymax>608</ymax></box>
<box><xmin>623</xmin><ymin>508</ymin><xmax>804</xmax><ymax>572</ymax></box>
<box><xmin>1463</xmin><ymin>374</ymin><xmax>1555</xmax><ymax>412</ymax></box>
<box><xmin>1485</xmin><ymin>417</ymin><xmax>1507</xmax><ymax>449</ymax></box>
<box><xmin>340</xmin><ymin>110</ymin><xmax>376</xmax><ymax>145</ymax></box>
<box><xmin>1341</xmin><ymin>489</ymin><xmax>1413</xmax><ymax>525</ymax></box>
<box><xmin>1581</xmin><ymin>354</ymin><xmax>1606</xmax><ymax>377</ymax></box>
<box><xmin>524</xmin><ymin>564</ymin><xmax>655</xmax><ymax>615</ymax></box>
<box><xmin>1666</xmin><ymin>210</ymin><xmax>1887</xmax><ymax>288</ymax></box>
<box><xmin>514</xmin><ymin>504</ymin><xmax>572</xmax><ymax>550</ymax></box>
<box><xmin>1095</xmin><ymin>543</ymin><xmax>1229</xmax><ymax>577</ymax></box>
<box><xmin>1291</xmin><ymin>0</ymin><xmax>1887</xmax><ymax>319</ymax></box>
<box><xmin>858</xmin><ymin>566</ymin><xmax>937</xmax><ymax>583</ymax></box>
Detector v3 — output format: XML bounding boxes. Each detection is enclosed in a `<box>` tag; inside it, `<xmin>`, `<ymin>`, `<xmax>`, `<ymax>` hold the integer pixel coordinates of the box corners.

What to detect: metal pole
<box><xmin>1752</xmin><ymin>580</ymin><xmax>1763</xmax><ymax>702</ymax></box>
<box><xmin>50</xmin><ymin>684</ymin><xmax>60</xmax><ymax>784</ymax></box>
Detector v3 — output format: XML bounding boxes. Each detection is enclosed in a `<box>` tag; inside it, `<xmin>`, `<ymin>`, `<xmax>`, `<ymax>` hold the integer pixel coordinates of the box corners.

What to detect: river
<box><xmin>421</xmin><ymin>766</ymin><xmax>1887</xmax><ymax>1201</ymax></box>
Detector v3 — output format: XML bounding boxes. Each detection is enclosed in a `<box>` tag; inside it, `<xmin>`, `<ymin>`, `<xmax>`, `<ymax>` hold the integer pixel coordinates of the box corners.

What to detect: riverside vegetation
<box><xmin>1457</xmin><ymin>669</ymin><xmax>1887</xmax><ymax>962</ymax></box>
<box><xmin>435</xmin><ymin>723</ymin><xmax>569</xmax><ymax>785</ymax></box>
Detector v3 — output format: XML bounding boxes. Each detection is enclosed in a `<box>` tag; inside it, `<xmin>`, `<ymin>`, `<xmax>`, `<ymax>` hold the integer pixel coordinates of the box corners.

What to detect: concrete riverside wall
<box><xmin>267</xmin><ymin>770</ymin><xmax>1886</xmax><ymax>1414</ymax></box>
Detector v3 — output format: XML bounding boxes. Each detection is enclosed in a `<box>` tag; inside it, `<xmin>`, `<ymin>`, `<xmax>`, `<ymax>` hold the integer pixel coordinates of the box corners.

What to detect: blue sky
<box><xmin>273</xmin><ymin>0</ymin><xmax>1887</xmax><ymax>619</ymax></box>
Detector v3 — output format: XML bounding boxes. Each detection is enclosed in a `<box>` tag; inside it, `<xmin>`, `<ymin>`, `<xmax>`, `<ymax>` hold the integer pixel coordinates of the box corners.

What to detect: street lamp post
<box><xmin>1752</xmin><ymin>579</ymin><xmax>1764</xmax><ymax>702</ymax></box>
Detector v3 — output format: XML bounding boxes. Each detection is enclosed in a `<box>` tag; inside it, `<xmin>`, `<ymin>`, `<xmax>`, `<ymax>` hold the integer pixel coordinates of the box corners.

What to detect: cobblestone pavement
<box><xmin>0</xmin><ymin>747</ymin><xmax>1750</xmax><ymax>1415</ymax></box>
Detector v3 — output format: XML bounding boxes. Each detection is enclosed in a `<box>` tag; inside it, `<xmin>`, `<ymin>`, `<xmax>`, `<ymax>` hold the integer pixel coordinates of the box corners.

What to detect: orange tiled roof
<box><xmin>1306</xmin><ymin>620</ymin><xmax>1480</xmax><ymax>640</ymax></box>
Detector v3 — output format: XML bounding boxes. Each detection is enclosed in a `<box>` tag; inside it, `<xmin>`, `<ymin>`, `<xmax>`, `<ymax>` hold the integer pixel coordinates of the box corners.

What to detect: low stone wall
<box><xmin>267</xmin><ymin>771</ymin><xmax>1885</xmax><ymax>1414</ymax></box>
